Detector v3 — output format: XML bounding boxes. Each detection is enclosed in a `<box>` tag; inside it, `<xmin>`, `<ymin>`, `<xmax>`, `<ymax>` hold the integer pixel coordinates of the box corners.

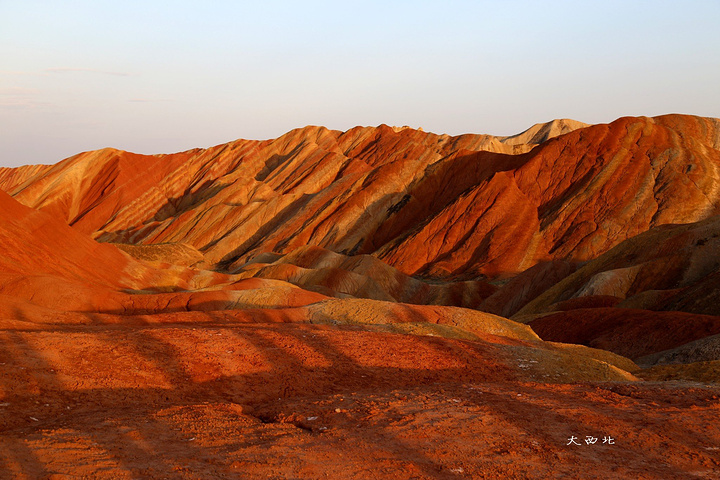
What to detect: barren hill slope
<box><xmin>0</xmin><ymin>119</ymin><xmax>590</xmax><ymax>275</ymax></box>
<box><xmin>0</xmin><ymin>189</ymin><xmax>325</xmax><ymax>314</ymax></box>
<box><xmin>513</xmin><ymin>213</ymin><xmax>720</xmax><ymax>318</ymax></box>
<box><xmin>4</xmin><ymin>115</ymin><xmax>719</xmax><ymax>283</ymax></box>
<box><xmin>3</xmin><ymin>117</ymin><xmax>720</xmax><ymax>478</ymax></box>
<box><xmin>376</xmin><ymin>114</ymin><xmax>720</xmax><ymax>277</ymax></box>
<box><xmin>0</xmin><ymin>189</ymin><xmax>157</xmax><ymax>290</ymax></box>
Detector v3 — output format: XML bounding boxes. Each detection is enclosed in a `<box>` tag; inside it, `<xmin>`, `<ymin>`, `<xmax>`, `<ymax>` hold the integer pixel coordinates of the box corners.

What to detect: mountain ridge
<box><xmin>3</xmin><ymin>114</ymin><xmax>719</xmax><ymax>283</ymax></box>
<box><xmin>2</xmin><ymin>114</ymin><xmax>720</xmax><ymax>476</ymax></box>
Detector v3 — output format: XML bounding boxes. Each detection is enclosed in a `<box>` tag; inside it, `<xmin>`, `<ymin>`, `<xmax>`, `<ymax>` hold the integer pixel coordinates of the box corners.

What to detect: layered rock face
<box><xmin>0</xmin><ymin>173</ymin><xmax>638</xmax><ymax>387</ymax></box>
<box><xmin>4</xmin><ymin>115</ymin><xmax>720</xmax><ymax>318</ymax></box>
<box><xmin>3</xmin><ymin>115</ymin><xmax>720</xmax><ymax>477</ymax></box>
<box><xmin>3</xmin><ymin>115</ymin><xmax>719</xmax><ymax>283</ymax></box>
<box><xmin>4</xmin><ymin>114</ymin><xmax>720</xmax><ymax>317</ymax></box>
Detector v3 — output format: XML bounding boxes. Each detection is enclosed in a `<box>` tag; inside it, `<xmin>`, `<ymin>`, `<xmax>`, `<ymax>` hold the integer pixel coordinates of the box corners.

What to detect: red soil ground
<box><xmin>2</xmin><ymin>320</ymin><xmax>719</xmax><ymax>479</ymax></box>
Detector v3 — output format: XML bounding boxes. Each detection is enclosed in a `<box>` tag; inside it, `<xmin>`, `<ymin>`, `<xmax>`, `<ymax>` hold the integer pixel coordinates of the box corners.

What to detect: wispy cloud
<box><xmin>0</xmin><ymin>98</ymin><xmax>53</xmax><ymax>110</ymax></box>
<box><xmin>0</xmin><ymin>87</ymin><xmax>52</xmax><ymax>110</ymax></box>
<box><xmin>0</xmin><ymin>87</ymin><xmax>38</xmax><ymax>96</ymax></box>
<box><xmin>0</xmin><ymin>70</ymin><xmax>41</xmax><ymax>77</ymax></box>
<box><xmin>128</xmin><ymin>98</ymin><xmax>172</xmax><ymax>103</ymax></box>
<box><xmin>45</xmin><ymin>67</ymin><xmax>132</xmax><ymax>77</ymax></box>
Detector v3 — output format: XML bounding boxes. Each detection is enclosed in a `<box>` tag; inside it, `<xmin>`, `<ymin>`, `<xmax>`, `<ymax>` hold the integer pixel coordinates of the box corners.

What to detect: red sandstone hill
<box><xmin>2</xmin><ymin>115</ymin><xmax>719</xmax><ymax>284</ymax></box>
<box><xmin>0</xmin><ymin>165</ymin><xmax>644</xmax><ymax>393</ymax></box>
<box><xmin>0</xmin><ymin>189</ymin><xmax>326</xmax><ymax>315</ymax></box>
<box><xmin>3</xmin><ymin>115</ymin><xmax>720</xmax><ymax>322</ymax></box>
<box><xmin>0</xmin><ymin>189</ymin><xmax>157</xmax><ymax>290</ymax></box>
<box><xmin>3</xmin><ymin>116</ymin><xmax>720</xmax><ymax>477</ymax></box>
<box><xmin>0</xmin><ymin>173</ymin><xmax>639</xmax><ymax>382</ymax></box>
<box><xmin>4</xmin><ymin>114</ymin><xmax>720</xmax><ymax>319</ymax></box>
<box><xmin>504</xmin><ymin>208</ymin><xmax>720</xmax><ymax>384</ymax></box>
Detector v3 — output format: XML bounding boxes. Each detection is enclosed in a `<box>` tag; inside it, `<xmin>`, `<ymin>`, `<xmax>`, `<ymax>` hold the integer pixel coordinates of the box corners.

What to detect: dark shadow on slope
<box><xmin>98</xmin><ymin>181</ymin><xmax>228</xmax><ymax>244</ymax></box>
<box><xmin>0</xmin><ymin>319</ymin><xmax>515</xmax><ymax>479</ymax></box>
<box><xmin>213</xmin><ymin>193</ymin><xmax>315</xmax><ymax>269</ymax></box>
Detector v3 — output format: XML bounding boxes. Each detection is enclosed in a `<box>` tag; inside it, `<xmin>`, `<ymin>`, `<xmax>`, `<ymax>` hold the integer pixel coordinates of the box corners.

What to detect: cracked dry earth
<box><xmin>1</xmin><ymin>321</ymin><xmax>720</xmax><ymax>480</ymax></box>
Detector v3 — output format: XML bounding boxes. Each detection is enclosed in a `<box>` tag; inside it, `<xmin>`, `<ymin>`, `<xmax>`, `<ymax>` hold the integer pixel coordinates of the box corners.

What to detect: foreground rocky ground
<box><xmin>1</xmin><ymin>318</ymin><xmax>719</xmax><ymax>479</ymax></box>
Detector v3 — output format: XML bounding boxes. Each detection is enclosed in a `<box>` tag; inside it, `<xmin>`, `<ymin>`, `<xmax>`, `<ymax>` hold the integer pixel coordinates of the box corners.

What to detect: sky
<box><xmin>1</xmin><ymin>1</ymin><xmax>719</xmax><ymax>167</ymax></box>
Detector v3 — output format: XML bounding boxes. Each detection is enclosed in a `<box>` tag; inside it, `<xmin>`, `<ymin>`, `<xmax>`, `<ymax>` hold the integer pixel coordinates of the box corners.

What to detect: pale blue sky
<box><xmin>1</xmin><ymin>1</ymin><xmax>719</xmax><ymax>167</ymax></box>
